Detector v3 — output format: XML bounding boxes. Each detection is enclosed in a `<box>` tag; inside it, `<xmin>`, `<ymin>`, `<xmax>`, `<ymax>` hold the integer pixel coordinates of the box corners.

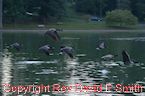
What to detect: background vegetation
<box><xmin>105</xmin><ymin>9</ymin><xmax>138</xmax><ymax>27</ymax></box>
<box><xmin>2</xmin><ymin>0</ymin><xmax>145</xmax><ymax>28</ymax></box>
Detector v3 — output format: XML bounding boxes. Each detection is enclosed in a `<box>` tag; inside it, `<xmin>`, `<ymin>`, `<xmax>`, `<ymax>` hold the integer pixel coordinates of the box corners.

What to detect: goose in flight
<box><xmin>122</xmin><ymin>50</ymin><xmax>133</xmax><ymax>64</ymax></box>
<box><xmin>39</xmin><ymin>44</ymin><xmax>53</xmax><ymax>55</ymax></box>
<box><xmin>96</xmin><ymin>42</ymin><xmax>106</xmax><ymax>50</ymax></box>
<box><xmin>10</xmin><ymin>42</ymin><xmax>21</xmax><ymax>51</ymax></box>
<box><xmin>45</xmin><ymin>28</ymin><xmax>60</xmax><ymax>41</ymax></box>
<box><xmin>59</xmin><ymin>45</ymin><xmax>74</xmax><ymax>58</ymax></box>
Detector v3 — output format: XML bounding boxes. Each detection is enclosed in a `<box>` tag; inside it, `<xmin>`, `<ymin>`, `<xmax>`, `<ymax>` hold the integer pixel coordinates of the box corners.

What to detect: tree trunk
<box><xmin>0</xmin><ymin>0</ymin><xmax>2</xmax><ymax>28</ymax></box>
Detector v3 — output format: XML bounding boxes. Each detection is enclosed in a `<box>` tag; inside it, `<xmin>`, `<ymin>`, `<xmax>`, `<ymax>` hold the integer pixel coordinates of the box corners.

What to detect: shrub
<box><xmin>105</xmin><ymin>9</ymin><xmax>138</xmax><ymax>27</ymax></box>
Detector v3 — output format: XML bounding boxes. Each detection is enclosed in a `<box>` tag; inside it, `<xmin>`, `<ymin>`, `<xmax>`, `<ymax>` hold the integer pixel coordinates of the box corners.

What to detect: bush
<box><xmin>105</xmin><ymin>9</ymin><xmax>138</xmax><ymax>27</ymax></box>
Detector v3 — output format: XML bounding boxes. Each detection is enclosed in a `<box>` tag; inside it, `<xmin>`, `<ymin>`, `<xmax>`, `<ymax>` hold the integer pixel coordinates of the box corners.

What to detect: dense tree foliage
<box><xmin>3</xmin><ymin>0</ymin><xmax>67</xmax><ymax>23</ymax></box>
<box><xmin>105</xmin><ymin>9</ymin><xmax>138</xmax><ymax>27</ymax></box>
<box><xmin>117</xmin><ymin>0</ymin><xmax>130</xmax><ymax>10</ymax></box>
<box><xmin>75</xmin><ymin>0</ymin><xmax>145</xmax><ymax>21</ymax></box>
<box><xmin>2</xmin><ymin>0</ymin><xmax>145</xmax><ymax>24</ymax></box>
<box><xmin>75</xmin><ymin>0</ymin><xmax>116</xmax><ymax>17</ymax></box>
<box><xmin>131</xmin><ymin>0</ymin><xmax>145</xmax><ymax>21</ymax></box>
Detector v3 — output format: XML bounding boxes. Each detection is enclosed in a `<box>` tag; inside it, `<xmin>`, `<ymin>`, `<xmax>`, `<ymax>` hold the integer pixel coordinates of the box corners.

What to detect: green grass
<box><xmin>3</xmin><ymin>22</ymin><xmax>108</xmax><ymax>30</ymax></box>
<box><xmin>47</xmin><ymin>22</ymin><xmax>107</xmax><ymax>30</ymax></box>
<box><xmin>3</xmin><ymin>21</ymin><xmax>143</xmax><ymax>30</ymax></box>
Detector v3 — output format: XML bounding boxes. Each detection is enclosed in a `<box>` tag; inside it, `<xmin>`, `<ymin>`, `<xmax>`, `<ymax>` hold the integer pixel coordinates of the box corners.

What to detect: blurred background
<box><xmin>0</xmin><ymin>0</ymin><xmax>145</xmax><ymax>29</ymax></box>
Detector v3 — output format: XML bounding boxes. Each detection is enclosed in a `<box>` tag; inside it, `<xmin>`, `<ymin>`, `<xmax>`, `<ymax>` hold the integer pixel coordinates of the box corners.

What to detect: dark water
<box><xmin>0</xmin><ymin>31</ymin><xmax>145</xmax><ymax>96</ymax></box>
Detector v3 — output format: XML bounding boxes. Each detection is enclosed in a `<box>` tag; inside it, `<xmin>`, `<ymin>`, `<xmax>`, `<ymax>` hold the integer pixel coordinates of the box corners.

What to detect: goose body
<box><xmin>39</xmin><ymin>45</ymin><xmax>53</xmax><ymax>55</ymax></box>
<box><xmin>60</xmin><ymin>46</ymin><xmax>73</xmax><ymax>58</ymax></box>
<box><xmin>45</xmin><ymin>28</ymin><xmax>60</xmax><ymax>41</ymax></box>
<box><xmin>96</xmin><ymin>42</ymin><xmax>106</xmax><ymax>50</ymax></box>
<box><xmin>122</xmin><ymin>50</ymin><xmax>133</xmax><ymax>64</ymax></box>
<box><xmin>10</xmin><ymin>42</ymin><xmax>21</xmax><ymax>51</ymax></box>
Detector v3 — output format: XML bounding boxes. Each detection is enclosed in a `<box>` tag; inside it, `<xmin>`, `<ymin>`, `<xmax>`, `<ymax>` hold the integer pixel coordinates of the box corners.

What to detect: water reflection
<box><xmin>1</xmin><ymin>49</ymin><xmax>13</xmax><ymax>96</ymax></box>
<box><xmin>64</xmin><ymin>58</ymin><xmax>97</xmax><ymax>96</ymax></box>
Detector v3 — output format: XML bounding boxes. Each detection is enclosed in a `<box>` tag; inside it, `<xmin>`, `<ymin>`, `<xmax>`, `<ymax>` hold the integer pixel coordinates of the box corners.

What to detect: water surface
<box><xmin>0</xmin><ymin>31</ymin><xmax>145</xmax><ymax>96</ymax></box>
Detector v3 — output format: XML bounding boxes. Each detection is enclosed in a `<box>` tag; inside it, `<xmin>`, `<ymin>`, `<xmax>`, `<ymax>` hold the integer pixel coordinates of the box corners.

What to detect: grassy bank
<box><xmin>3</xmin><ymin>22</ymin><xmax>144</xmax><ymax>30</ymax></box>
<box><xmin>3</xmin><ymin>22</ymin><xmax>106</xmax><ymax>30</ymax></box>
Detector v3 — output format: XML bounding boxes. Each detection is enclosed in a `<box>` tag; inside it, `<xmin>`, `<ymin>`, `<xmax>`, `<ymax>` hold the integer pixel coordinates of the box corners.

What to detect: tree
<box><xmin>3</xmin><ymin>0</ymin><xmax>67</xmax><ymax>23</ymax></box>
<box><xmin>130</xmin><ymin>0</ymin><xmax>145</xmax><ymax>21</ymax></box>
<box><xmin>117</xmin><ymin>0</ymin><xmax>130</xmax><ymax>10</ymax></box>
<box><xmin>103</xmin><ymin>0</ymin><xmax>117</xmax><ymax>12</ymax></box>
<box><xmin>0</xmin><ymin>0</ymin><xmax>2</xmax><ymax>28</ymax></box>
<box><xmin>3</xmin><ymin>0</ymin><xmax>28</xmax><ymax>23</ymax></box>
<box><xmin>34</xmin><ymin>0</ymin><xmax>67</xmax><ymax>23</ymax></box>
<box><xmin>3</xmin><ymin>0</ymin><xmax>145</xmax><ymax>24</ymax></box>
<box><xmin>75</xmin><ymin>0</ymin><xmax>108</xmax><ymax>16</ymax></box>
<box><xmin>105</xmin><ymin>9</ymin><xmax>138</xmax><ymax>27</ymax></box>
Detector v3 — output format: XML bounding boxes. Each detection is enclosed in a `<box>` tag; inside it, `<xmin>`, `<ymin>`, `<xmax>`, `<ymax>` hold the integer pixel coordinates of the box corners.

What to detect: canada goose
<box><xmin>39</xmin><ymin>44</ymin><xmax>53</xmax><ymax>55</ymax></box>
<box><xmin>96</xmin><ymin>42</ymin><xmax>106</xmax><ymax>50</ymax></box>
<box><xmin>45</xmin><ymin>28</ymin><xmax>60</xmax><ymax>41</ymax></box>
<box><xmin>122</xmin><ymin>50</ymin><xmax>133</xmax><ymax>64</ymax></box>
<box><xmin>10</xmin><ymin>42</ymin><xmax>21</xmax><ymax>51</ymax></box>
<box><xmin>59</xmin><ymin>45</ymin><xmax>73</xmax><ymax>58</ymax></box>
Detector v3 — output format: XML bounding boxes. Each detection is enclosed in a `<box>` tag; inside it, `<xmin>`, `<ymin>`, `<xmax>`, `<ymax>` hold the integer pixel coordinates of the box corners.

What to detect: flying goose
<box><xmin>10</xmin><ymin>42</ymin><xmax>21</xmax><ymax>51</ymax></box>
<box><xmin>59</xmin><ymin>45</ymin><xmax>74</xmax><ymax>58</ymax></box>
<box><xmin>122</xmin><ymin>50</ymin><xmax>133</xmax><ymax>64</ymax></box>
<box><xmin>96</xmin><ymin>42</ymin><xmax>106</xmax><ymax>50</ymax></box>
<box><xmin>45</xmin><ymin>28</ymin><xmax>60</xmax><ymax>41</ymax></box>
<box><xmin>39</xmin><ymin>44</ymin><xmax>53</xmax><ymax>55</ymax></box>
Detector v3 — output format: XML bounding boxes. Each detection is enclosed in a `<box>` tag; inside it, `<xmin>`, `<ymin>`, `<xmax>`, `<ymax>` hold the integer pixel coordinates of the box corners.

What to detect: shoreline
<box><xmin>0</xmin><ymin>29</ymin><xmax>145</xmax><ymax>33</ymax></box>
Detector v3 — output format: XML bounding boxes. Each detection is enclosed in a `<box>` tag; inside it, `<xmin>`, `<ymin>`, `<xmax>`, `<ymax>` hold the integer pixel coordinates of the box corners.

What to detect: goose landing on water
<box><xmin>45</xmin><ymin>28</ymin><xmax>61</xmax><ymax>41</ymax></box>
<box><xmin>96</xmin><ymin>42</ymin><xmax>106</xmax><ymax>50</ymax></box>
<box><xmin>122</xmin><ymin>50</ymin><xmax>135</xmax><ymax>64</ymax></box>
<box><xmin>59</xmin><ymin>46</ymin><xmax>74</xmax><ymax>58</ymax></box>
<box><xmin>39</xmin><ymin>44</ymin><xmax>54</xmax><ymax>55</ymax></box>
<box><xmin>10</xmin><ymin>42</ymin><xmax>21</xmax><ymax>51</ymax></box>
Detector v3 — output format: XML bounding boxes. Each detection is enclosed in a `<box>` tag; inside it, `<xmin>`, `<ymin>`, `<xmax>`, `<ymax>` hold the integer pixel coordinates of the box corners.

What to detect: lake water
<box><xmin>0</xmin><ymin>31</ymin><xmax>145</xmax><ymax>96</ymax></box>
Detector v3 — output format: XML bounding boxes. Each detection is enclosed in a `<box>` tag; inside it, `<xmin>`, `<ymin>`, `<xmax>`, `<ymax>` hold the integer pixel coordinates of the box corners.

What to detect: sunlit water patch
<box><xmin>15</xmin><ymin>60</ymin><xmax>58</xmax><ymax>65</ymax></box>
<box><xmin>76</xmin><ymin>54</ymin><xmax>87</xmax><ymax>57</ymax></box>
<box><xmin>1</xmin><ymin>50</ymin><xmax>13</xmax><ymax>96</ymax></box>
<box><xmin>35</xmin><ymin>69</ymin><xmax>58</xmax><ymax>75</ymax></box>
